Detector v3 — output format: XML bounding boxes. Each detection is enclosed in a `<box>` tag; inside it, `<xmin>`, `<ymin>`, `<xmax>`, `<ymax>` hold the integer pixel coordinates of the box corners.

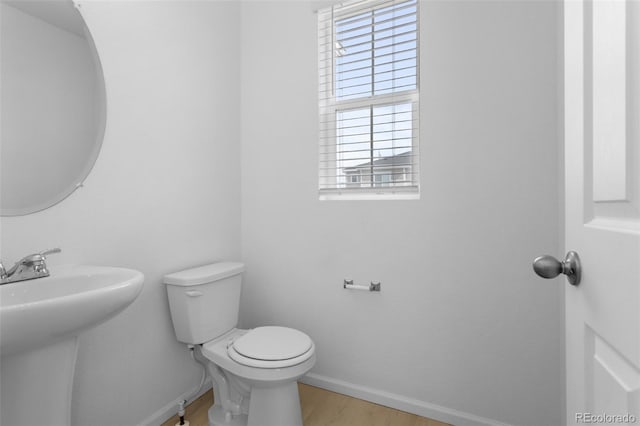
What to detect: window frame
<box><xmin>318</xmin><ymin>0</ymin><xmax>420</xmax><ymax>201</ymax></box>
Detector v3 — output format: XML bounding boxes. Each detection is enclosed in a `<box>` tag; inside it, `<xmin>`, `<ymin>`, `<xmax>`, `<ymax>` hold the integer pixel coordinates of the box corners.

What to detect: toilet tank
<box><xmin>164</xmin><ymin>262</ymin><xmax>245</xmax><ymax>344</ymax></box>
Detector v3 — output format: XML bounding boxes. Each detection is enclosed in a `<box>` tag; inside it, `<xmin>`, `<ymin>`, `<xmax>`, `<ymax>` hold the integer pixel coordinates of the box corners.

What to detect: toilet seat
<box><xmin>227</xmin><ymin>326</ymin><xmax>314</xmax><ymax>369</ymax></box>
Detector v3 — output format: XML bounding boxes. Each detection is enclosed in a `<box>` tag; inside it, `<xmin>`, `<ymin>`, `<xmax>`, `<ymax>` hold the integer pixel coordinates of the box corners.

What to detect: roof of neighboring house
<box><xmin>344</xmin><ymin>151</ymin><xmax>413</xmax><ymax>172</ymax></box>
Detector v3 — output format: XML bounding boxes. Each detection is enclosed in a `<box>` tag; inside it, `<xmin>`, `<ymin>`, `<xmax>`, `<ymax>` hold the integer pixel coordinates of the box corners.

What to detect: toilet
<box><xmin>164</xmin><ymin>262</ymin><xmax>316</xmax><ymax>426</ymax></box>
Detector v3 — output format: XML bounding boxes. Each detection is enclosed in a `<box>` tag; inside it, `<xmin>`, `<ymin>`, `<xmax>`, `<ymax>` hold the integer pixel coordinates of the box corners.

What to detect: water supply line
<box><xmin>188</xmin><ymin>344</ymin><xmax>208</xmax><ymax>398</ymax></box>
<box><xmin>174</xmin><ymin>344</ymin><xmax>207</xmax><ymax>426</ymax></box>
<box><xmin>177</xmin><ymin>400</ymin><xmax>186</xmax><ymax>426</ymax></box>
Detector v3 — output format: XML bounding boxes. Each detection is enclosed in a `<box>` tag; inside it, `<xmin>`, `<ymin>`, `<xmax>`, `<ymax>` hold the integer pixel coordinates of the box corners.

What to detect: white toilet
<box><xmin>164</xmin><ymin>262</ymin><xmax>316</xmax><ymax>426</ymax></box>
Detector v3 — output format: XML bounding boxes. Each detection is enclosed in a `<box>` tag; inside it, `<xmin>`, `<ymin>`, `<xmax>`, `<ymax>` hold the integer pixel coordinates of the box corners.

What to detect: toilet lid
<box><xmin>232</xmin><ymin>326</ymin><xmax>312</xmax><ymax>361</ymax></box>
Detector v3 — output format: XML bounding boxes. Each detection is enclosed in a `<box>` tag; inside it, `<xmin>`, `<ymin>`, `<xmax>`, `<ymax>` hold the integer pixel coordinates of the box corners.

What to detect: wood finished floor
<box><xmin>160</xmin><ymin>383</ymin><xmax>451</xmax><ymax>426</ymax></box>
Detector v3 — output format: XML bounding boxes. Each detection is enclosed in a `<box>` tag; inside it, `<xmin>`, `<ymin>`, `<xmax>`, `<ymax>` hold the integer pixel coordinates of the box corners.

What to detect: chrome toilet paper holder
<box><xmin>343</xmin><ymin>279</ymin><xmax>381</xmax><ymax>292</ymax></box>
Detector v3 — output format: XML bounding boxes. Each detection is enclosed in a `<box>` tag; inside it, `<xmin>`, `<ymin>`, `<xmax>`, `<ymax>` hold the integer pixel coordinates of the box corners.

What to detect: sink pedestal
<box><xmin>1</xmin><ymin>337</ymin><xmax>79</xmax><ymax>426</ymax></box>
<box><xmin>0</xmin><ymin>265</ymin><xmax>144</xmax><ymax>425</ymax></box>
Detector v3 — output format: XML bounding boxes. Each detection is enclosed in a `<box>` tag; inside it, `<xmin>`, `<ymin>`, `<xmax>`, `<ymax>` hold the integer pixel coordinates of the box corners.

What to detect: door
<box><xmin>565</xmin><ymin>0</ymin><xmax>640</xmax><ymax>424</ymax></box>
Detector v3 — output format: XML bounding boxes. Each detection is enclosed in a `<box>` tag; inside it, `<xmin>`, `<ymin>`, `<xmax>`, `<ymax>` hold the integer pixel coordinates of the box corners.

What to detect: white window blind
<box><xmin>318</xmin><ymin>0</ymin><xmax>420</xmax><ymax>199</ymax></box>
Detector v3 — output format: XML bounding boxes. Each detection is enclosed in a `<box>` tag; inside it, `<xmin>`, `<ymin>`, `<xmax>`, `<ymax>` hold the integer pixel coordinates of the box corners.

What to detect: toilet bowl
<box><xmin>164</xmin><ymin>263</ymin><xmax>316</xmax><ymax>426</ymax></box>
<box><xmin>202</xmin><ymin>327</ymin><xmax>316</xmax><ymax>426</ymax></box>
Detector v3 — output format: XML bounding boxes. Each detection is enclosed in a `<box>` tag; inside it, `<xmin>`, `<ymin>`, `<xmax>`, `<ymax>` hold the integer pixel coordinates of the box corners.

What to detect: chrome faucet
<box><xmin>0</xmin><ymin>261</ymin><xmax>7</xmax><ymax>282</ymax></box>
<box><xmin>0</xmin><ymin>248</ymin><xmax>61</xmax><ymax>285</ymax></box>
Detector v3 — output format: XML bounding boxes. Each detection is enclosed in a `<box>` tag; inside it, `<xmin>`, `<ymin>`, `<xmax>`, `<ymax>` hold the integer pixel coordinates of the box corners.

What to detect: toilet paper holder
<box><xmin>343</xmin><ymin>279</ymin><xmax>381</xmax><ymax>292</ymax></box>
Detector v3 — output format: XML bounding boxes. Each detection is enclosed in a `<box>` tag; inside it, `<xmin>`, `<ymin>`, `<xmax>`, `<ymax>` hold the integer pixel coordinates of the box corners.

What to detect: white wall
<box><xmin>0</xmin><ymin>1</ymin><xmax>562</xmax><ymax>424</ymax></box>
<box><xmin>239</xmin><ymin>1</ymin><xmax>563</xmax><ymax>426</ymax></box>
<box><xmin>0</xmin><ymin>1</ymin><xmax>240</xmax><ymax>425</ymax></box>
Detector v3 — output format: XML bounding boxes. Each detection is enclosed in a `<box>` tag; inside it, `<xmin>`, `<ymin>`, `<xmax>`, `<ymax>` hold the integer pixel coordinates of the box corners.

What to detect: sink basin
<box><xmin>0</xmin><ymin>264</ymin><xmax>144</xmax><ymax>356</ymax></box>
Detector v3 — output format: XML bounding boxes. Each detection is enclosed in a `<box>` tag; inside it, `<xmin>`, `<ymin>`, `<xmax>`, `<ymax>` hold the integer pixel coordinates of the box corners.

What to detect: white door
<box><xmin>564</xmin><ymin>0</ymin><xmax>640</xmax><ymax>425</ymax></box>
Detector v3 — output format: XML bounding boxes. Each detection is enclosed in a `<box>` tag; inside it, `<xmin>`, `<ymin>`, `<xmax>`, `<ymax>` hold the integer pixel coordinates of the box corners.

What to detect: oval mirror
<box><xmin>0</xmin><ymin>0</ymin><xmax>106</xmax><ymax>216</ymax></box>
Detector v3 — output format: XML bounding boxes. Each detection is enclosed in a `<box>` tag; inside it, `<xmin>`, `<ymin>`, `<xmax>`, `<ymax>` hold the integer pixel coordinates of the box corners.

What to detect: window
<box><xmin>318</xmin><ymin>0</ymin><xmax>419</xmax><ymax>200</ymax></box>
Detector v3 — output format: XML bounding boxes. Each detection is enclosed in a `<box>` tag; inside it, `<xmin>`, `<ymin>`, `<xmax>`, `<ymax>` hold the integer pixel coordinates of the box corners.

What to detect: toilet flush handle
<box><xmin>185</xmin><ymin>290</ymin><xmax>204</xmax><ymax>297</ymax></box>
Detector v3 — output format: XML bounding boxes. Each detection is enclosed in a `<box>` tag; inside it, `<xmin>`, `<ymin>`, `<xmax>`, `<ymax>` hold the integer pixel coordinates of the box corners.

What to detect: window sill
<box><xmin>319</xmin><ymin>188</ymin><xmax>420</xmax><ymax>201</ymax></box>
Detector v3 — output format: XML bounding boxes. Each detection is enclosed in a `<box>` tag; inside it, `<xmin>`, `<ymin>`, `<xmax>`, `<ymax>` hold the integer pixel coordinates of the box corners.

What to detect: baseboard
<box><xmin>138</xmin><ymin>378</ymin><xmax>212</xmax><ymax>426</ymax></box>
<box><xmin>141</xmin><ymin>372</ymin><xmax>513</xmax><ymax>426</ymax></box>
<box><xmin>300</xmin><ymin>373</ymin><xmax>514</xmax><ymax>426</ymax></box>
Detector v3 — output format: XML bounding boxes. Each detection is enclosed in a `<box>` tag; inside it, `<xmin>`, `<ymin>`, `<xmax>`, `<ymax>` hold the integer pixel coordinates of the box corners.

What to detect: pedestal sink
<box><xmin>0</xmin><ymin>265</ymin><xmax>144</xmax><ymax>426</ymax></box>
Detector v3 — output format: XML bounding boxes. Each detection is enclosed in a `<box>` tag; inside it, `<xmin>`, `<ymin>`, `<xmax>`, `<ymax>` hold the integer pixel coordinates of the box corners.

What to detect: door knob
<box><xmin>533</xmin><ymin>251</ymin><xmax>581</xmax><ymax>286</ymax></box>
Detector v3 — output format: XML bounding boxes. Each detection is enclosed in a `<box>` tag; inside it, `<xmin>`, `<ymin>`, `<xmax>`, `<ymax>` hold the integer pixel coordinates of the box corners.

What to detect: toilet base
<box><xmin>247</xmin><ymin>381</ymin><xmax>303</xmax><ymax>426</ymax></box>
<box><xmin>208</xmin><ymin>404</ymin><xmax>248</xmax><ymax>426</ymax></box>
<box><xmin>207</xmin><ymin>381</ymin><xmax>303</xmax><ymax>426</ymax></box>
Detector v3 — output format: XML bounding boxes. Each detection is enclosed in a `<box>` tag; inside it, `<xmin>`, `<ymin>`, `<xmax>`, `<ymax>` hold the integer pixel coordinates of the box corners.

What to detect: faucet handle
<box><xmin>39</xmin><ymin>248</ymin><xmax>61</xmax><ymax>258</ymax></box>
<box><xmin>18</xmin><ymin>248</ymin><xmax>61</xmax><ymax>267</ymax></box>
<box><xmin>29</xmin><ymin>248</ymin><xmax>60</xmax><ymax>275</ymax></box>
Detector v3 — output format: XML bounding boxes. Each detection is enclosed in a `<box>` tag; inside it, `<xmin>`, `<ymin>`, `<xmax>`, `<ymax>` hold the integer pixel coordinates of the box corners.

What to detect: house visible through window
<box><xmin>318</xmin><ymin>0</ymin><xmax>419</xmax><ymax>199</ymax></box>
